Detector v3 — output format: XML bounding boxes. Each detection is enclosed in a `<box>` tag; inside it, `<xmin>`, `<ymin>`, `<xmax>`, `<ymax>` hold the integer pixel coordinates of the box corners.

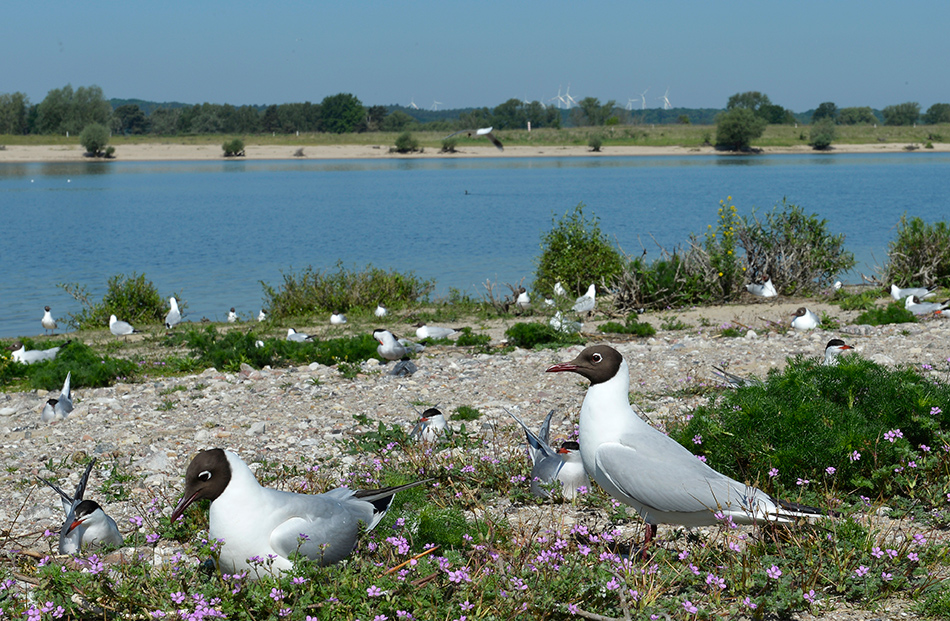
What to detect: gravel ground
<box><xmin>2</xmin><ymin>299</ymin><xmax>948</xmax><ymax>619</ymax></box>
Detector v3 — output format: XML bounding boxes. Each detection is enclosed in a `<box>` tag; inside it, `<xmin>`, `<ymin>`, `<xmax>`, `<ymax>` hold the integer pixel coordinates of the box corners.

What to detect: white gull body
<box><xmin>109</xmin><ymin>315</ymin><xmax>136</xmax><ymax>337</ymax></box>
<box><xmin>745</xmin><ymin>276</ymin><xmax>777</xmax><ymax>298</ymax></box>
<box><xmin>572</xmin><ymin>284</ymin><xmax>596</xmax><ymax>314</ymax></box>
<box><xmin>890</xmin><ymin>284</ymin><xmax>935</xmax><ymax>301</ymax></box>
<box><xmin>227</xmin><ymin>308</ymin><xmax>238</xmax><ymax>323</ymax></box>
<box><xmin>165</xmin><ymin>297</ymin><xmax>181</xmax><ymax>329</ymax></box>
<box><xmin>790</xmin><ymin>307</ymin><xmax>820</xmax><ymax>330</ymax></box>
<box><xmin>12</xmin><ymin>343</ymin><xmax>64</xmax><ymax>364</ymax></box>
<box><xmin>506</xmin><ymin>409</ymin><xmax>588</xmax><ymax>500</ymax></box>
<box><xmin>42</xmin><ymin>306</ymin><xmax>57</xmax><ymax>335</ymax></box>
<box><xmin>41</xmin><ymin>371</ymin><xmax>73</xmax><ymax>423</ymax></box>
<box><xmin>905</xmin><ymin>295</ymin><xmax>949</xmax><ymax>315</ymax></box>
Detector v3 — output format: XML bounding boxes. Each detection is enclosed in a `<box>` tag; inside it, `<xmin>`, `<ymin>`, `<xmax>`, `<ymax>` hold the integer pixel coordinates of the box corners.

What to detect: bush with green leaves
<box><xmin>855</xmin><ymin>302</ymin><xmax>916</xmax><ymax>325</ymax></box>
<box><xmin>222</xmin><ymin>138</ymin><xmax>244</xmax><ymax>156</ymax></box>
<box><xmin>714</xmin><ymin>108</ymin><xmax>767</xmax><ymax>151</ymax></box>
<box><xmin>0</xmin><ymin>340</ymin><xmax>138</xmax><ymax>389</ymax></box>
<box><xmin>79</xmin><ymin>122</ymin><xmax>110</xmax><ymax>156</ymax></box>
<box><xmin>504</xmin><ymin>322</ymin><xmax>584</xmax><ymax>349</ymax></box>
<box><xmin>393</xmin><ymin>131</ymin><xmax>420</xmax><ymax>153</ymax></box>
<box><xmin>588</xmin><ymin>134</ymin><xmax>603</xmax><ymax>152</ymax></box>
<box><xmin>738</xmin><ymin>199</ymin><xmax>855</xmax><ymax>295</ymax></box>
<box><xmin>261</xmin><ymin>262</ymin><xmax>434</xmax><ymax>319</ymax></box>
<box><xmin>598</xmin><ymin>314</ymin><xmax>656</xmax><ymax>337</ymax></box>
<box><xmin>810</xmin><ymin>117</ymin><xmax>837</xmax><ymax>150</ymax></box>
<box><xmin>534</xmin><ymin>203</ymin><xmax>624</xmax><ymax>297</ymax></box>
<box><xmin>882</xmin><ymin>214</ymin><xmax>950</xmax><ymax>288</ymax></box>
<box><xmin>59</xmin><ymin>272</ymin><xmax>170</xmax><ymax>330</ymax></box>
<box><xmin>669</xmin><ymin>354</ymin><xmax>949</xmax><ymax>501</ymax></box>
<box><xmin>440</xmin><ymin>136</ymin><xmax>458</xmax><ymax>153</ymax></box>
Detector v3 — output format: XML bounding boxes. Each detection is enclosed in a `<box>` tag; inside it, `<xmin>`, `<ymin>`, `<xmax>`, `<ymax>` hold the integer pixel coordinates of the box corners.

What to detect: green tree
<box><xmin>0</xmin><ymin>92</ymin><xmax>30</xmax><ymax>134</ymax></box>
<box><xmin>838</xmin><ymin>106</ymin><xmax>878</xmax><ymax>125</ymax></box>
<box><xmin>320</xmin><ymin>93</ymin><xmax>364</xmax><ymax>133</ymax></box>
<box><xmin>923</xmin><ymin>103</ymin><xmax>950</xmax><ymax>125</ymax></box>
<box><xmin>882</xmin><ymin>102</ymin><xmax>920</xmax><ymax>126</ymax></box>
<box><xmin>364</xmin><ymin>105</ymin><xmax>388</xmax><ymax>131</ymax></box>
<box><xmin>79</xmin><ymin>123</ymin><xmax>110</xmax><ymax>156</ymax></box>
<box><xmin>261</xmin><ymin>104</ymin><xmax>281</xmax><ymax>133</ymax></box>
<box><xmin>811</xmin><ymin>102</ymin><xmax>838</xmax><ymax>123</ymax></box>
<box><xmin>574</xmin><ymin>97</ymin><xmax>617</xmax><ymax>126</ymax></box>
<box><xmin>393</xmin><ymin>131</ymin><xmax>420</xmax><ymax>153</ymax></box>
<box><xmin>534</xmin><ymin>203</ymin><xmax>624</xmax><ymax>295</ymax></box>
<box><xmin>491</xmin><ymin>98</ymin><xmax>525</xmax><ymax>129</ymax></box>
<box><xmin>380</xmin><ymin>110</ymin><xmax>415</xmax><ymax>132</ymax></box>
<box><xmin>726</xmin><ymin>91</ymin><xmax>772</xmax><ymax>114</ymax></box>
<box><xmin>759</xmin><ymin>103</ymin><xmax>795</xmax><ymax>124</ymax></box>
<box><xmin>148</xmin><ymin>108</ymin><xmax>181</xmax><ymax>135</ymax></box>
<box><xmin>112</xmin><ymin>104</ymin><xmax>149</xmax><ymax>135</ymax></box>
<box><xmin>715</xmin><ymin>108</ymin><xmax>767</xmax><ymax>151</ymax></box>
<box><xmin>810</xmin><ymin>117</ymin><xmax>837</xmax><ymax>150</ymax></box>
<box><xmin>36</xmin><ymin>84</ymin><xmax>111</xmax><ymax>135</ymax></box>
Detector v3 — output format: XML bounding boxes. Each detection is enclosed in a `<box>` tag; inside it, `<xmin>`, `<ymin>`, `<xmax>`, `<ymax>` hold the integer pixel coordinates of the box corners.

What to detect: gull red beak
<box><xmin>170</xmin><ymin>490</ymin><xmax>201</xmax><ymax>524</ymax></box>
<box><xmin>546</xmin><ymin>362</ymin><xmax>577</xmax><ymax>373</ymax></box>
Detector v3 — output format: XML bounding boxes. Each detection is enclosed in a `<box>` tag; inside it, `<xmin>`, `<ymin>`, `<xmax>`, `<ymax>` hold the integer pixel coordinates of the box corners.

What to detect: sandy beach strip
<box><xmin>0</xmin><ymin>141</ymin><xmax>946</xmax><ymax>163</ymax></box>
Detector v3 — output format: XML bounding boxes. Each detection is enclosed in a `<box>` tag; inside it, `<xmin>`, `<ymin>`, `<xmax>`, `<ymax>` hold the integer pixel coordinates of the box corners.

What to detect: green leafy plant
<box><xmin>79</xmin><ymin>122</ymin><xmax>110</xmax><ymax>156</ymax></box>
<box><xmin>809</xmin><ymin>117</ymin><xmax>837</xmax><ymax>150</ymax></box>
<box><xmin>703</xmin><ymin>197</ymin><xmax>746</xmax><ymax>300</ymax></box>
<box><xmin>0</xmin><ymin>340</ymin><xmax>139</xmax><ymax>389</ymax></box>
<box><xmin>222</xmin><ymin>138</ymin><xmax>244</xmax><ymax>156</ymax></box>
<box><xmin>588</xmin><ymin>134</ymin><xmax>603</xmax><ymax>152</ymax></box>
<box><xmin>440</xmin><ymin>136</ymin><xmax>458</xmax><ymax>153</ymax></box>
<box><xmin>855</xmin><ymin>302</ymin><xmax>917</xmax><ymax>325</ymax></box>
<box><xmin>598</xmin><ymin>314</ymin><xmax>656</xmax><ymax>337</ymax></box>
<box><xmin>59</xmin><ymin>272</ymin><xmax>171</xmax><ymax>329</ymax></box>
<box><xmin>453</xmin><ymin>405</ymin><xmax>481</xmax><ymax>421</ymax></box>
<box><xmin>833</xmin><ymin>288</ymin><xmax>878</xmax><ymax>311</ymax></box>
<box><xmin>882</xmin><ymin>214</ymin><xmax>950</xmax><ymax>288</ymax></box>
<box><xmin>393</xmin><ymin>131</ymin><xmax>420</xmax><ymax>153</ymax></box>
<box><xmin>454</xmin><ymin>328</ymin><xmax>491</xmax><ymax>349</ymax></box>
<box><xmin>504</xmin><ymin>322</ymin><xmax>584</xmax><ymax>349</ymax></box>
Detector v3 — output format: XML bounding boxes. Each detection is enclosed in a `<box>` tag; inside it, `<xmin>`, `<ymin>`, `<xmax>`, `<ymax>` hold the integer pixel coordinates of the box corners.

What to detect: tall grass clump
<box><xmin>738</xmin><ymin>198</ymin><xmax>856</xmax><ymax>295</ymax></box>
<box><xmin>882</xmin><ymin>214</ymin><xmax>950</xmax><ymax>287</ymax></box>
<box><xmin>504</xmin><ymin>322</ymin><xmax>585</xmax><ymax>349</ymax></box>
<box><xmin>58</xmin><ymin>272</ymin><xmax>171</xmax><ymax>330</ymax></box>
<box><xmin>534</xmin><ymin>203</ymin><xmax>624</xmax><ymax>297</ymax></box>
<box><xmin>855</xmin><ymin>302</ymin><xmax>917</xmax><ymax>325</ymax></box>
<box><xmin>669</xmin><ymin>354</ymin><xmax>950</xmax><ymax>505</ymax></box>
<box><xmin>261</xmin><ymin>261</ymin><xmax>435</xmax><ymax>319</ymax></box>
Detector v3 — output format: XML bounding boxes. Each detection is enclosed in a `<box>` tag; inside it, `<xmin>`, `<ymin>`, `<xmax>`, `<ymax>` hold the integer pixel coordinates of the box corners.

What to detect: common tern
<box><xmin>39</xmin><ymin>459</ymin><xmax>123</xmax><ymax>554</ymax></box>
<box><xmin>890</xmin><ymin>283</ymin><xmax>935</xmax><ymax>301</ymax></box>
<box><xmin>227</xmin><ymin>308</ymin><xmax>238</xmax><ymax>323</ymax></box>
<box><xmin>505</xmin><ymin>408</ymin><xmax>588</xmax><ymax>500</ymax></box>
<box><xmin>823</xmin><ymin>338</ymin><xmax>854</xmax><ymax>365</ymax></box>
<box><xmin>11</xmin><ymin>342</ymin><xmax>67</xmax><ymax>364</ymax></box>
<box><xmin>790</xmin><ymin>307</ymin><xmax>820</xmax><ymax>330</ymax></box>
<box><xmin>547</xmin><ymin>345</ymin><xmax>823</xmax><ymax>553</ymax></box>
<box><xmin>42</xmin><ymin>306</ymin><xmax>57</xmax><ymax>335</ymax></box>
<box><xmin>444</xmin><ymin>126</ymin><xmax>504</xmax><ymax>151</ymax></box>
<box><xmin>330</xmin><ymin>312</ymin><xmax>347</xmax><ymax>325</ymax></box>
<box><xmin>414</xmin><ymin>324</ymin><xmax>458</xmax><ymax>340</ymax></box>
<box><xmin>410</xmin><ymin>407</ymin><xmax>448</xmax><ymax>443</ymax></box>
<box><xmin>165</xmin><ymin>297</ymin><xmax>181</xmax><ymax>329</ymax></box>
<box><xmin>905</xmin><ymin>295</ymin><xmax>950</xmax><ymax>315</ymax></box>
<box><xmin>745</xmin><ymin>275</ymin><xmax>777</xmax><ymax>298</ymax></box>
<box><xmin>374</xmin><ymin>304</ymin><xmax>388</xmax><ymax>318</ymax></box>
<box><xmin>109</xmin><ymin>315</ymin><xmax>137</xmax><ymax>338</ymax></box>
<box><xmin>572</xmin><ymin>283</ymin><xmax>597</xmax><ymax>314</ymax></box>
<box><xmin>41</xmin><ymin>371</ymin><xmax>73</xmax><ymax>423</ymax></box>
<box><xmin>170</xmin><ymin>449</ymin><xmax>427</xmax><ymax>576</ymax></box>
<box><xmin>516</xmin><ymin>287</ymin><xmax>531</xmax><ymax>310</ymax></box>
<box><xmin>286</xmin><ymin>328</ymin><xmax>313</xmax><ymax>342</ymax></box>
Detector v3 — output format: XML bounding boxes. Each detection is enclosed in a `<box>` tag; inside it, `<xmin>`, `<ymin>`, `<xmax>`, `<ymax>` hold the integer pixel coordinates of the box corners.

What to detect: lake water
<box><xmin>2</xmin><ymin>152</ymin><xmax>949</xmax><ymax>339</ymax></box>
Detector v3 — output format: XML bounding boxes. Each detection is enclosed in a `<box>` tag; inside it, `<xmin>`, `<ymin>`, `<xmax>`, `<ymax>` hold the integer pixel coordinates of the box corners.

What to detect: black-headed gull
<box><xmin>745</xmin><ymin>275</ymin><xmax>777</xmax><ymax>298</ymax></box>
<box><xmin>410</xmin><ymin>407</ymin><xmax>447</xmax><ymax>443</ymax></box>
<box><xmin>258</xmin><ymin>309</ymin><xmax>267</xmax><ymax>322</ymax></box>
<box><xmin>791</xmin><ymin>307</ymin><xmax>820</xmax><ymax>330</ymax></box>
<box><xmin>444</xmin><ymin>126</ymin><xmax>503</xmax><ymax>151</ymax></box>
<box><xmin>572</xmin><ymin>283</ymin><xmax>596</xmax><ymax>314</ymax></box>
<box><xmin>823</xmin><ymin>338</ymin><xmax>854</xmax><ymax>365</ymax></box>
<box><xmin>109</xmin><ymin>315</ymin><xmax>137</xmax><ymax>338</ymax></box>
<box><xmin>11</xmin><ymin>341</ymin><xmax>67</xmax><ymax>364</ymax></box>
<box><xmin>890</xmin><ymin>283</ymin><xmax>935</xmax><ymax>301</ymax></box>
<box><xmin>516</xmin><ymin>287</ymin><xmax>531</xmax><ymax>310</ymax></box>
<box><xmin>227</xmin><ymin>308</ymin><xmax>238</xmax><ymax>323</ymax></box>
<box><xmin>547</xmin><ymin>345</ymin><xmax>823</xmax><ymax>554</ymax></box>
<box><xmin>286</xmin><ymin>328</ymin><xmax>313</xmax><ymax>342</ymax></box>
<box><xmin>165</xmin><ymin>297</ymin><xmax>181</xmax><ymax>329</ymax></box>
<box><xmin>38</xmin><ymin>459</ymin><xmax>123</xmax><ymax>554</ymax></box>
<box><xmin>41</xmin><ymin>371</ymin><xmax>73</xmax><ymax>423</ymax></box>
<box><xmin>170</xmin><ymin>449</ymin><xmax>427</xmax><ymax>576</ymax></box>
<box><xmin>905</xmin><ymin>295</ymin><xmax>949</xmax><ymax>315</ymax></box>
<box><xmin>42</xmin><ymin>306</ymin><xmax>57</xmax><ymax>335</ymax></box>
<box><xmin>505</xmin><ymin>409</ymin><xmax>588</xmax><ymax>500</ymax></box>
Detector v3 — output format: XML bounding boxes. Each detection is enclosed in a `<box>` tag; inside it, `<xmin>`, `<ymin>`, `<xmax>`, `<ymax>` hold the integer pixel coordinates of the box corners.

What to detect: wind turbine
<box><xmin>638</xmin><ymin>88</ymin><xmax>650</xmax><ymax>110</ymax></box>
<box><xmin>549</xmin><ymin>86</ymin><xmax>566</xmax><ymax>109</ymax></box>
<box><xmin>431</xmin><ymin>100</ymin><xmax>442</xmax><ymax>111</ymax></box>
<box><xmin>563</xmin><ymin>84</ymin><xmax>578</xmax><ymax>108</ymax></box>
<box><xmin>626</xmin><ymin>98</ymin><xmax>636</xmax><ymax>111</ymax></box>
<box><xmin>657</xmin><ymin>87</ymin><xmax>671</xmax><ymax>110</ymax></box>
<box><xmin>408</xmin><ymin>97</ymin><xmax>419</xmax><ymax>110</ymax></box>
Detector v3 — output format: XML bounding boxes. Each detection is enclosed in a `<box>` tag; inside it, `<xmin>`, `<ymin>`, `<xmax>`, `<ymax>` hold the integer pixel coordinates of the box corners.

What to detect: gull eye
<box><xmin>591</xmin><ymin>353</ymin><xmax>603</xmax><ymax>363</ymax></box>
<box><xmin>198</xmin><ymin>470</ymin><xmax>212</xmax><ymax>482</ymax></box>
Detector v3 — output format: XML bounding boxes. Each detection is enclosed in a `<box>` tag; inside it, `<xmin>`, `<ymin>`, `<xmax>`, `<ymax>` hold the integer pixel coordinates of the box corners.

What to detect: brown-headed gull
<box><xmin>42</xmin><ymin>306</ymin><xmax>57</xmax><ymax>335</ymax></box>
<box><xmin>791</xmin><ymin>307</ymin><xmax>820</xmax><ymax>330</ymax></box>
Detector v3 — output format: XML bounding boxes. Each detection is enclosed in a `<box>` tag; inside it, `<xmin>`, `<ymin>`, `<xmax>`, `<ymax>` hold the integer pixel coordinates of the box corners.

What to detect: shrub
<box><xmin>1</xmin><ymin>340</ymin><xmax>139</xmax><ymax>390</ymax></box>
<box><xmin>222</xmin><ymin>138</ymin><xmax>245</xmax><ymax>157</ymax></box>
<box><xmin>614</xmin><ymin>247</ymin><xmax>717</xmax><ymax>310</ymax></box>
<box><xmin>855</xmin><ymin>302</ymin><xmax>916</xmax><ymax>325</ymax></box>
<box><xmin>454</xmin><ymin>328</ymin><xmax>491</xmax><ymax>349</ymax></box>
<box><xmin>59</xmin><ymin>272</ymin><xmax>169</xmax><ymax>329</ymax></box>
<box><xmin>440</xmin><ymin>137</ymin><xmax>458</xmax><ymax>153</ymax></box>
<box><xmin>882</xmin><ymin>214</ymin><xmax>950</xmax><ymax>287</ymax></box>
<box><xmin>714</xmin><ymin>108</ymin><xmax>767</xmax><ymax>151</ymax></box>
<box><xmin>588</xmin><ymin>134</ymin><xmax>603</xmax><ymax>152</ymax></box>
<box><xmin>833</xmin><ymin>289</ymin><xmax>877</xmax><ymax>311</ymax></box>
<box><xmin>738</xmin><ymin>199</ymin><xmax>855</xmax><ymax>295</ymax></box>
<box><xmin>810</xmin><ymin>118</ymin><xmax>837</xmax><ymax>150</ymax></box>
<box><xmin>504</xmin><ymin>322</ymin><xmax>584</xmax><ymax>349</ymax></box>
<box><xmin>598</xmin><ymin>315</ymin><xmax>656</xmax><ymax>337</ymax></box>
<box><xmin>393</xmin><ymin>132</ymin><xmax>420</xmax><ymax>153</ymax></box>
<box><xmin>453</xmin><ymin>405</ymin><xmax>481</xmax><ymax>421</ymax></box>
<box><xmin>261</xmin><ymin>262</ymin><xmax>435</xmax><ymax>319</ymax></box>
<box><xmin>534</xmin><ymin>203</ymin><xmax>624</xmax><ymax>296</ymax></box>
<box><xmin>79</xmin><ymin>123</ymin><xmax>110</xmax><ymax>156</ymax></box>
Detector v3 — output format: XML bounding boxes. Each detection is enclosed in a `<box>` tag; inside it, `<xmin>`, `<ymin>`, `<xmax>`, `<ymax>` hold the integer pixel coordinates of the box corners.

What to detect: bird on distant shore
<box><xmin>444</xmin><ymin>126</ymin><xmax>504</xmax><ymax>151</ymax></box>
<box><xmin>746</xmin><ymin>275</ymin><xmax>777</xmax><ymax>298</ymax></box>
<box><xmin>286</xmin><ymin>328</ymin><xmax>313</xmax><ymax>342</ymax></box>
<box><xmin>227</xmin><ymin>308</ymin><xmax>238</xmax><ymax>323</ymax></box>
<box><xmin>330</xmin><ymin>312</ymin><xmax>347</xmax><ymax>325</ymax></box>
<box><xmin>890</xmin><ymin>283</ymin><xmax>935</xmax><ymax>301</ymax></box>
<box><xmin>791</xmin><ymin>307</ymin><xmax>820</xmax><ymax>330</ymax></box>
<box><xmin>572</xmin><ymin>284</ymin><xmax>596</xmax><ymax>315</ymax></box>
<box><xmin>42</xmin><ymin>306</ymin><xmax>57</xmax><ymax>335</ymax></box>
<box><xmin>905</xmin><ymin>295</ymin><xmax>950</xmax><ymax>315</ymax></box>
<box><xmin>109</xmin><ymin>315</ymin><xmax>137</xmax><ymax>338</ymax></box>
<box><xmin>41</xmin><ymin>371</ymin><xmax>73</xmax><ymax>423</ymax></box>
<box><xmin>38</xmin><ymin>459</ymin><xmax>123</xmax><ymax>554</ymax></box>
<box><xmin>170</xmin><ymin>449</ymin><xmax>428</xmax><ymax>577</ymax></box>
<box><xmin>165</xmin><ymin>297</ymin><xmax>181</xmax><ymax>329</ymax></box>
<box><xmin>547</xmin><ymin>345</ymin><xmax>824</xmax><ymax>556</ymax></box>
<box><xmin>505</xmin><ymin>408</ymin><xmax>588</xmax><ymax>500</ymax></box>
<box><xmin>410</xmin><ymin>407</ymin><xmax>448</xmax><ymax>443</ymax></box>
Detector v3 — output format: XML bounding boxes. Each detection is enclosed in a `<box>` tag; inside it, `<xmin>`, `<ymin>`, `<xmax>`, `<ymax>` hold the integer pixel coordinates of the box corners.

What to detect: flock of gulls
<box><xmin>11</xmin><ymin>275</ymin><xmax>950</xmax><ymax>577</ymax></box>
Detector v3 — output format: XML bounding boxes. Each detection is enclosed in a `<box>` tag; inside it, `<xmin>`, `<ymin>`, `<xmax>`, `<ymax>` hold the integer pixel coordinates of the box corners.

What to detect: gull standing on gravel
<box><xmin>109</xmin><ymin>315</ymin><xmax>137</xmax><ymax>338</ymax></box>
<box><xmin>444</xmin><ymin>126</ymin><xmax>504</xmax><ymax>151</ymax></box>
<box><xmin>823</xmin><ymin>338</ymin><xmax>854</xmax><ymax>365</ymax></box>
<box><xmin>165</xmin><ymin>297</ymin><xmax>181</xmax><ymax>329</ymax></box>
<box><xmin>39</xmin><ymin>459</ymin><xmax>123</xmax><ymax>554</ymax></box>
<box><xmin>505</xmin><ymin>408</ymin><xmax>588</xmax><ymax>500</ymax></box>
<box><xmin>286</xmin><ymin>328</ymin><xmax>313</xmax><ymax>342</ymax></box>
<box><xmin>410</xmin><ymin>407</ymin><xmax>448</xmax><ymax>443</ymax></box>
<box><xmin>890</xmin><ymin>284</ymin><xmax>935</xmax><ymax>301</ymax></box>
<box><xmin>572</xmin><ymin>284</ymin><xmax>597</xmax><ymax>315</ymax></box>
<box><xmin>330</xmin><ymin>312</ymin><xmax>347</xmax><ymax>325</ymax></box>
<box><xmin>415</xmin><ymin>324</ymin><xmax>459</xmax><ymax>340</ymax></box>
<box><xmin>11</xmin><ymin>341</ymin><xmax>67</xmax><ymax>364</ymax></box>
<box><xmin>791</xmin><ymin>307</ymin><xmax>820</xmax><ymax>330</ymax></box>
<box><xmin>41</xmin><ymin>371</ymin><xmax>73</xmax><ymax>423</ymax></box>
<box><xmin>170</xmin><ymin>449</ymin><xmax>427</xmax><ymax>577</ymax></box>
<box><xmin>745</xmin><ymin>275</ymin><xmax>777</xmax><ymax>298</ymax></box>
<box><xmin>42</xmin><ymin>306</ymin><xmax>57</xmax><ymax>335</ymax></box>
<box><xmin>374</xmin><ymin>304</ymin><xmax>388</xmax><ymax>318</ymax></box>
<box><xmin>905</xmin><ymin>295</ymin><xmax>950</xmax><ymax>315</ymax></box>
<box><xmin>547</xmin><ymin>345</ymin><xmax>823</xmax><ymax>554</ymax></box>
<box><xmin>227</xmin><ymin>308</ymin><xmax>238</xmax><ymax>323</ymax></box>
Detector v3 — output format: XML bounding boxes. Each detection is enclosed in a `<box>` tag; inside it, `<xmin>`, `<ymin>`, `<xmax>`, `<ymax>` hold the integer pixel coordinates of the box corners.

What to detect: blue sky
<box><xmin>5</xmin><ymin>1</ymin><xmax>948</xmax><ymax>113</ymax></box>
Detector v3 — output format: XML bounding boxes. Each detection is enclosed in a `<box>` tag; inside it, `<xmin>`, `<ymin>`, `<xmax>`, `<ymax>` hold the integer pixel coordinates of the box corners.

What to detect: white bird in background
<box><xmin>373</xmin><ymin>329</ymin><xmax>424</xmax><ymax>361</ymax></box>
<box><xmin>170</xmin><ymin>449</ymin><xmax>427</xmax><ymax>577</ymax></box>
<box><xmin>286</xmin><ymin>328</ymin><xmax>313</xmax><ymax>342</ymax></box>
<box><xmin>444</xmin><ymin>126</ymin><xmax>504</xmax><ymax>151</ymax></box>
<box><xmin>11</xmin><ymin>342</ymin><xmax>67</xmax><ymax>364</ymax></box>
<box><xmin>516</xmin><ymin>287</ymin><xmax>531</xmax><ymax>310</ymax></box>
<box><xmin>410</xmin><ymin>407</ymin><xmax>448</xmax><ymax>443</ymax></box>
<box><xmin>258</xmin><ymin>309</ymin><xmax>267</xmax><ymax>322</ymax></box>
<box><xmin>330</xmin><ymin>312</ymin><xmax>347</xmax><ymax>325</ymax></box>
<box><xmin>165</xmin><ymin>296</ymin><xmax>182</xmax><ymax>329</ymax></box>
<box><xmin>905</xmin><ymin>295</ymin><xmax>950</xmax><ymax>315</ymax></box>
<box><xmin>890</xmin><ymin>283</ymin><xmax>935</xmax><ymax>301</ymax></box>
<box><xmin>550</xmin><ymin>311</ymin><xmax>583</xmax><ymax>334</ymax></box>
<box><xmin>791</xmin><ymin>307</ymin><xmax>820</xmax><ymax>330</ymax></box>
<box><xmin>227</xmin><ymin>308</ymin><xmax>238</xmax><ymax>323</ymax></box>
<box><xmin>38</xmin><ymin>459</ymin><xmax>123</xmax><ymax>554</ymax></box>
<box><xmin>823</xmin><ymin>338</ymin><xmax>854</xmax><ymax>366</ymax></box>
<box><xmin>109</xmin><ymin>315</ymin><xmax>137</xmax><ymax>338</ymax></box>
<box><xmin>746</xmin><ymin>275</ymin><xmax>777</xmax><ymax>298</ymax></box>
<box><xmin>374</xmin><ymin>304</ymin><xmax>388</xmax><ymax>318</ymax></box>
<box><xmin>505</xmin><ymin>408</ymin><xmax>589</xmax><ymax>500</ymax></box>
<box><xmin>572</xmin><ymin>283</ymin><xmax>596</xmax><ymax>315</ymax></box>
<box><xmin>414</xmin><ymin>324</ymin><xmax>459</xmax><ymax>340</ymax></box>
<box><xmin>547</xmin><ymin>345</ymin><xmax>823</xmax><ymax>555</ymax></box>
<box><xmin>41</xmin><ymin>371</ymin><xmax>73</xmax><ymax>423</ymax></box>
<box><xmin>554</xmin><ymin>282</ymin><xmax>567</xmax><ymax>297</ymax></box>
<box><xmin>42</xmin><ymin>306</ymin><xmax>57</xmax><ymax>335</ymax></box>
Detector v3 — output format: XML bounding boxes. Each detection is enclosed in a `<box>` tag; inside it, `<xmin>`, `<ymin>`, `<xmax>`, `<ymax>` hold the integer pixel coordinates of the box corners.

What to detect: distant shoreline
<box><xmin>0</xmin><ymin>142</ymin><xmax>947</xmax><ymax>163</ymax></box>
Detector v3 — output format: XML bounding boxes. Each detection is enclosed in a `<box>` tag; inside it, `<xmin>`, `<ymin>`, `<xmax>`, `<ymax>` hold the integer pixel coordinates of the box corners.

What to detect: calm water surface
<box><xmin>2</xmin><ymin>153</ymin><xmax>949</xmax><ymax>338</ymax></box>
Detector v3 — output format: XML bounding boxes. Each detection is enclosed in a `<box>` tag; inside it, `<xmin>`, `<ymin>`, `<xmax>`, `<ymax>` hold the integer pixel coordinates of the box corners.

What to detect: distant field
<box><xmin>1</xmin><ymin>123</ymin><xmax>947</xmax><ymax>150</ymax></box>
